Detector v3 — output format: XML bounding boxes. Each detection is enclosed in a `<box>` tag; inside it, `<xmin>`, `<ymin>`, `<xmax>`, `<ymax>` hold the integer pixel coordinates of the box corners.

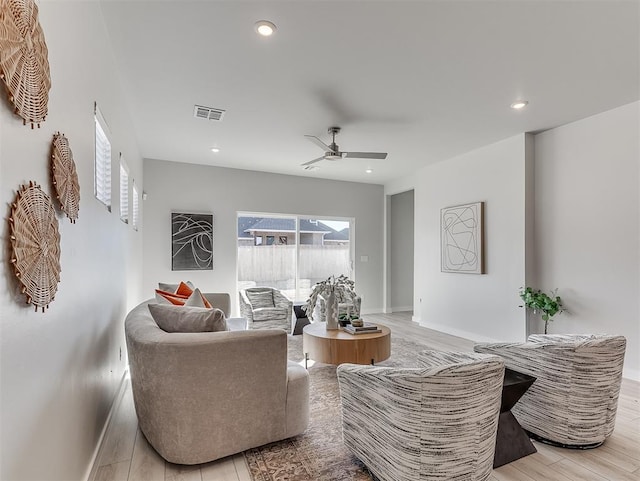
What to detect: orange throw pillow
<box><xmin>156</xmin><ymin>286</ymin><xmax>212</xmax><ymax>308</ymax></box>
<box><xmin>175</xmin><ymin>281</ymin><xmax>194</xmax><ymax>297</ymax></box>
<box><xmin>155</xmin><ymin>289</ymin><xmax>188</xmax><ymax>306</ymax></box>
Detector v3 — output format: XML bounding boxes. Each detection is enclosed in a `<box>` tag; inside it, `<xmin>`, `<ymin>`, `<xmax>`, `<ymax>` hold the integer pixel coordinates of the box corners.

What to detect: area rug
<box><xmin>244</xmin><ymin>334</ymin><xmax>431</xmax><ymax>481</ymax></box>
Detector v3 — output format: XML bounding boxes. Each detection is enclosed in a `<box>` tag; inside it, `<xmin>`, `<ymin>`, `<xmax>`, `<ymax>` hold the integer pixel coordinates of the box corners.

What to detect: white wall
<box><xmin>142</xmin><ymin>160</ymin><xmax>384</xmax><ymax>314</ymax></box>
<box><xmin>389</xmin><ymin>190</ymin><xmax>414</xmax><ymax>311</ymax></box>
<box><xmin>534</xmin><ymin>102</ymin><xmax>639</xmax><ymax>380</ymax></box>
<box><xmin>410</xmin><ymin>134</ymin><xmax>530</xmax><ymax>342</ymax></box>
<box><xmin>0</xmin><ymin>3</ymin><xmax>143</xmax><ymax>480</ymax></box>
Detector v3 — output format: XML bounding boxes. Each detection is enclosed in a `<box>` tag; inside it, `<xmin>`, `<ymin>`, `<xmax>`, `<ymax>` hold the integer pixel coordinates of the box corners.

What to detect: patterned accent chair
<box><xmin>474</xmin><ymin>334</ymin><xmax>626</xmax><ymax>448</ymax></box>
<box><xmin>239</xmin><ymin>287</ymin><xmax>293</xmax><ymax>332</ymax></box>
<box><xmin>337</xmin><ymin>350</ymin><xmax>504</xmax><ymax>481</ymax></box>
<box><xmin>312</xmin><ymin>291</ymin><xmax>361</xmax><ymax>322</ymax></box>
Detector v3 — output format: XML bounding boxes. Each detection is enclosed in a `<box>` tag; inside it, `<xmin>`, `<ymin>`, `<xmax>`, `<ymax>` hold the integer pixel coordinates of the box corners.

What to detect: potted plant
<box><xmin>519</xmin><ymin>287</ymin><xmax>565</xmax><ymax>334</ymax></box>
<box><xmin>304</xmin><ymin>275</ymin><xmax>357</xmax><ymax>329</ymax></box>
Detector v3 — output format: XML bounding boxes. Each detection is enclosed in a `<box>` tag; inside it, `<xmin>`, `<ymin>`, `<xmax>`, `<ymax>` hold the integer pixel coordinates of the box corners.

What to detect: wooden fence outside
<box><xmin>237</xmin><ymin>245</ymin><xmax>351</xmax><ymax>288</ymax></box>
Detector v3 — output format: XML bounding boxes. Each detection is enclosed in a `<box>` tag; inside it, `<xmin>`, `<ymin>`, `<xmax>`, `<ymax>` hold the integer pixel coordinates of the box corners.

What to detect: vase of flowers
<box><xmin>324</xmin><ymin>289</ymin><xmax>339</xmax><ymax>329</ymax></box>
<box><xmin>519</xmin><ymin>286</ymin><xmax>565</xmax><ymax>334</ymax></box>
<box><xmin>304</xmin><ymin>275</ymin><xmax>356</xmax><ymax>330</ymax></box>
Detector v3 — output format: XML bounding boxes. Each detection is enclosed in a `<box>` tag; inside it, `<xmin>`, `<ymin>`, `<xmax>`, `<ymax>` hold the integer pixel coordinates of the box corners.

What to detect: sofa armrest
<box><xmin>285</xmin><ymin>361</ymin><xmax>309</xmax><ymax>437</ymax></box>
<box><xmin>202</xmin><ymin>292</ymin><xmax>231</xmax><ymax>317</ymax></box>
<box><xmin>127</xmin><ymin>328</ymin><xmax>288</xmax><ymax>463</ymax></box>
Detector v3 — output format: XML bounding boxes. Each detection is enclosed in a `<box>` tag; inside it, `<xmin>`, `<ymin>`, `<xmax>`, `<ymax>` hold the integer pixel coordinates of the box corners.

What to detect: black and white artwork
<box><xmin>441</xmin><ymin>202</ymin><xmax>484</xmax><ymax>274</ymax></box>
<box><xmin>171</xmin><ymin>212</ymin><xmax>213</xmax><ymax>270</ymax></box>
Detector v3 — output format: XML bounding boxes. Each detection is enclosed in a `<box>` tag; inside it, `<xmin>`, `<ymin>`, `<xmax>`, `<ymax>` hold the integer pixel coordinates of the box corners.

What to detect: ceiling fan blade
<box><xmin>301</xmin><ymin>156</ymin><xmax>325</xmax><ymax>166</ymax></box>
<box><xmin>304</xmin><ymin>135</ymin><xmax>334</xmax><ymax>152</ymax></box>
<box><xmin>343</xmin><ymin>151</ymin><xmax>388</xmax><ymax>160</ymax></box>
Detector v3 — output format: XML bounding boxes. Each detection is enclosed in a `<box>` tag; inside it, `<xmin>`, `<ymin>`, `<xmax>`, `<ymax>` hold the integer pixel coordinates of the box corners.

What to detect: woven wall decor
<box><xmin>51</xmin><ymin>132</ymin><xmax>80</xmax><ymax>223</ymax></box>
<box><xmin>0</xmin><ymin>0</ymin><xmax>51</xmax><ymax>128</ymax></box>
<box><xmin>9</xmin><ymin>181</ymin><xmax>61</xmax><ymax>312</ymax></box>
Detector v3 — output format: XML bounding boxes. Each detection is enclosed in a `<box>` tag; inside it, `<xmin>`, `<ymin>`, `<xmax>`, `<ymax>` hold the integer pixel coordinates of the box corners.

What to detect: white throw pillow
<box><xmin>184</xmin><ymin>288</ymin><xmax>207</xmax><ymax>307</ymax></box>
<box><xmin>148</xmin><ymin>304</ymin><xmax>228</xmax><ymax>333</ymax></box>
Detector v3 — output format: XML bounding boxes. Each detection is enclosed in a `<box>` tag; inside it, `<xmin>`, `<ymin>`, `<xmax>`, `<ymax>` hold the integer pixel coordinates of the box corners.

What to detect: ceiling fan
<box><xmin>302</xmin><ymin>126</ymin><xmax>387</xmax><ymax>169</ymax></box>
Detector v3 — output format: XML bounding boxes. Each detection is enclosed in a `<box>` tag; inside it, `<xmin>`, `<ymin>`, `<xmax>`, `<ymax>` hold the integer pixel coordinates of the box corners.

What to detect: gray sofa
<box><xmin>124</xmin><ymin>294</ymin><xmax>309</xmax><ymax>465</ymax></box>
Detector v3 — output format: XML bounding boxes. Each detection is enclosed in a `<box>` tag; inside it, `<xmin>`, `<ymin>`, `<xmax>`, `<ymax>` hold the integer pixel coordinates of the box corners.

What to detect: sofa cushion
<box><xmin>246</xmin><ymin>289</ymin><xmax>274</xmax><ymax>308</ymax></box>
<box><xmin>253</xmin><ymin>307</ymin><xmax>287</xmax><ymax>322</ymax></box>
<box><xmin>148</xmin><ymin>304</ymin><xmax>228</xmax><ymax>333</ymax></box>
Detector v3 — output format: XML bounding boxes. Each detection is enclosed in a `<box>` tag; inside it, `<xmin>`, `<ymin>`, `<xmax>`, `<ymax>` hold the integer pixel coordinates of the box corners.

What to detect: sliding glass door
<box><xmin>237</xmin><ymin>214</ymin><xmax>353</xmax><ymax>301</ymax></box>
<box><xmin>297</xmin><ymin>218</ymin><xmax>352</xmax><ymax>300</ymax></box>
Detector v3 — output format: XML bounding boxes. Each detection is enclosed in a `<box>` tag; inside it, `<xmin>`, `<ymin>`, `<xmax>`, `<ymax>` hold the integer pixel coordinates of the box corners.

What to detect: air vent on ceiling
<box><xmin>193</xmin><ymin>105</ymin><xmax>226</xmax><ymax>121</ymax></box>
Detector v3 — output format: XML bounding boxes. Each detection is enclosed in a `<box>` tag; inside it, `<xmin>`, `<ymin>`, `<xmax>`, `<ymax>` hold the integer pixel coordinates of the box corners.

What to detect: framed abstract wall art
<box><xmin>441</xmin><ymin>201</ymin><xmax>484</xmax><ymax>274</ymax></box>
<box><xmin>171</xmin><ymin>212</ymin><xmax>213</xmax><ymax>270</ymax></box>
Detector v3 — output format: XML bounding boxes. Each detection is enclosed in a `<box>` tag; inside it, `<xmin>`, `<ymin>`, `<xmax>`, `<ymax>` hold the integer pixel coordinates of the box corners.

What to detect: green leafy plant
<box><xmin>519</xmin><ymin>287</ymin><xmax>565</xmax><ymax>334</ymax></box>
<box><xmin>304</xmin><ymin>275</ymin><xmax>356</xmax><ymax>321</ymax></box>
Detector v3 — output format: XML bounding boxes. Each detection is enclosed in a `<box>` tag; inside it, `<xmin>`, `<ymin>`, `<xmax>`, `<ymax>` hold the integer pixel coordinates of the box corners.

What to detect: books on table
<box><xmin>343</xmin><ymin>323</ymin><xmax>382</xmax><ymax>335</ymax></box>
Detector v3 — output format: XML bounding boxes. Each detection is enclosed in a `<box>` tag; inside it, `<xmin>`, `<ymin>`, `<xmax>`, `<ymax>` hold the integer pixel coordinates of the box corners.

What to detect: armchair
<box><xmin>337</xmin><ymin>350</ymin><xmax>504</xmax><ymax>481</ymax></box>
<box><xmin>474</xmin><ymin>334</ymin><xmax>626</xmax><ymax>447</ymax></box>
<box><xmin>239</xmin><ymin>287</ymin><xmax>293</xmax><ymax>332</ymax></box>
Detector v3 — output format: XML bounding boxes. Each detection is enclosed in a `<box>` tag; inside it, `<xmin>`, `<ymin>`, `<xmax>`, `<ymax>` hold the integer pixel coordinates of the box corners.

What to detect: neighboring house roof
<box><xmin>324</xmin><ymin>227</ymin><xmax>350</xmax><ymax>241</ymax></box>
<box><xmin>241</xmin><ymin>217</ymin><xmax>331</xmax><ymax>234</ymax></box>
<box><xmin>238</xmin><ymin>217</ymin><xmax>348</xmax><ymax>240</ymax></box>
<box><xmin>238</xmin><ymin>216</ymin><xmax>260</xmax><ymax>239</ymax></box>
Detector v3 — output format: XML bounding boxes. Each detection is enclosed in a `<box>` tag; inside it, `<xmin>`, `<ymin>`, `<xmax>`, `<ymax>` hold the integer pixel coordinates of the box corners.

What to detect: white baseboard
<box><xmin>84</xmin><ymin>369</ymin><xmax>129</xmax><ymax>481</ymax></box>
<box><xmin>412</xmin><ymin>314</ymin><xmax>421</xmax><ymax>323</ymax></box>
<box><xmin>360</xmin><ymin>307</ymin><xmax>384</xmax><ymax>316</ymax></box>
<box><xmin>389</xmin><ymin>305</ymin><xmax>413</xmax><ymax>313</ymax></box>
<box><xmin>418</xmin><ymin>320</ymin><xmax>501</xmax><ymax>344</ymax></box>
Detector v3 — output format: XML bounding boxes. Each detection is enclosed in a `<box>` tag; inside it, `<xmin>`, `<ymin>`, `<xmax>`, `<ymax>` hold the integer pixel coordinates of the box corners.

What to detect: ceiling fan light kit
<box><xmin>302</xmin><ymin>126</ymin><xmax>388</xmax><ymax>168</ymax></box>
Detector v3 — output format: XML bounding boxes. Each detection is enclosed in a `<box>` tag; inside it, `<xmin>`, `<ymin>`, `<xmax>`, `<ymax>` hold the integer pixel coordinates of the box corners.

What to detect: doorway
<box><xmin>389</xmin><ymin>190</ymin><xmax>414</xmax><ymax>314</ymax></box>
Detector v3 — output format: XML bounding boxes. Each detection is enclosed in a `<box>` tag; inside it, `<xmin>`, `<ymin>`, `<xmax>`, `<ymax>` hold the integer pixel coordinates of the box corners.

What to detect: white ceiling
<box><xmin>99</xmin><ymin>0</ymin><xmax>639</xmax><ymax>185</ymax></box>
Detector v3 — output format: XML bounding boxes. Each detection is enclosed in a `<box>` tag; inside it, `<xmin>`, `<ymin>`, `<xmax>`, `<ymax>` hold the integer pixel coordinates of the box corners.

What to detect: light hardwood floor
<box><xmin>90</xmin><ymin>312</ymin><xmax>640</xmax><ymax>481</ymax></box>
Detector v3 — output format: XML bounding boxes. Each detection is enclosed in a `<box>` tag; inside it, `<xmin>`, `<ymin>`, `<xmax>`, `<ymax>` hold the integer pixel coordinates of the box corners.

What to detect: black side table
<box><xmin>493</xmin><ymin>368</ymin><xmax>537</xmax><ymax>468</ymax></box>
<box><xmin>291</xmin><ymin>302</ymin><xmax>311</xmax><ymax>335</ymax></box>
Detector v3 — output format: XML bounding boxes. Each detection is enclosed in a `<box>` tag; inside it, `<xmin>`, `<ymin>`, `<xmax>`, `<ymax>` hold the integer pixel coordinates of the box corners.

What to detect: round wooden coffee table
<box><xmin>302</xmin><ymin>322</ymin><xmax>391</xmax><ymax>366</ymax></box>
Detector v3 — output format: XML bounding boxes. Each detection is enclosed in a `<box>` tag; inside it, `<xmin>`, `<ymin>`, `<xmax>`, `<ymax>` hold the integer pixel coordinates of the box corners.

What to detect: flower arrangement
<box><xmin>519</xmin><ymin>286</ymin><xmax>565</xmax><ymax>334</ymax></box>
<box><xmin>304</xmin><ymin>274</ymin><xmax>356</xmax><ymax>321</ymax></box>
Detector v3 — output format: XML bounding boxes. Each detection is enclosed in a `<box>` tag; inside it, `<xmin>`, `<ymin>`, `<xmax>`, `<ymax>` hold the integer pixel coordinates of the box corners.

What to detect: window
<box><xmin>94</xmin><ymin>104</ymin><xmax>112</xmax><ymax>210</ymax></box>
<box><xmin>119</xmin><ymin>155</ymin><xmax>129</xmax><ymax>223</ymax></box>
<box><xmin>132</xmin><ymin>180</ymin><xmax>140</xmax><ymax>231</ymax></box>
<box><xmin>238</xmin><ymin>214</ymin><xmax>353</xmax><ymax>301</ymax></box>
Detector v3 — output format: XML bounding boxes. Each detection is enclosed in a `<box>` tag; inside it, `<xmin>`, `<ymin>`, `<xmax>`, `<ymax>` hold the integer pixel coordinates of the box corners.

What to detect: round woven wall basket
<box><xmin>0</xmin><ymin>0</ymin><xmax>51</xmax><ymax>128</ymax></box>
<box><xmin>9</xmin><ymin>181</ymin><xmax>61</xmax><ymax>311</ymax></box>
<box><xmin>51</xmin><ymin>132</ymin><xmax>80</xmax><ymax>223</ymax></box>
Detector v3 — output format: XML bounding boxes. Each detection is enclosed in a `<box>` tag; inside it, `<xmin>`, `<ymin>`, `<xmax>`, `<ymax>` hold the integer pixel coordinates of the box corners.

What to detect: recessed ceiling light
<box><xmin>510</xmin><ymin>100</ymin><xmax>528</xmax><ymax>110</ymax></box>
<box><xmin>365</xmin><ymin>168</ymin><xmax>373</xmax><ymax>174</ymax></box>
<box><xmin>255</xmin><ymin>20</ymin><xmax>277</xmax><ymax>37</ymax></box>
<box><xmin>210</xmin><ymin>147</ymin><xmax>220</xmax><ymax>153</ymax></box>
